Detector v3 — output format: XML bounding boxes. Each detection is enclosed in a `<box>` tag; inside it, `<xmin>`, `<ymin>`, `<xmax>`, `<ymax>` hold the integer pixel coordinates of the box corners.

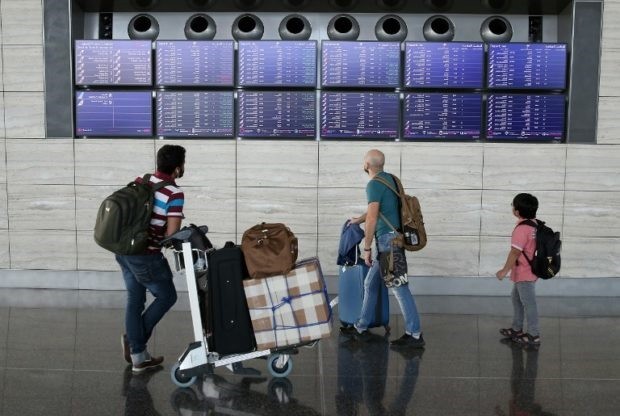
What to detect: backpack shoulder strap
<box><xmin>372</xmin><ymin>174</ymin><xmax>399</xmax><ymax>197</ymax></box>
<box><xmin>516</xmin><ymin>219</ymin><xmax>537</xmax><ymax>266</ymax></box>
<box><xmin>142</xmin><ymin>174</ymin><xmax>172</xmax><ymax>192</ymax></box>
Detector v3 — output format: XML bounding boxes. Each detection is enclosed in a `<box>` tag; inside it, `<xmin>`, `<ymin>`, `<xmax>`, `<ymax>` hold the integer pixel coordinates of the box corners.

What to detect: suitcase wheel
<box><xmin>267</xmin><ymin>354</ymin><xmax>293</xmax><ymax>378</ymax></box>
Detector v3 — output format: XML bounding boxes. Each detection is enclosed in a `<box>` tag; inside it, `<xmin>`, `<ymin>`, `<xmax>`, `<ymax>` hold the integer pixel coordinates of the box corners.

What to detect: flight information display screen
<box><xmin>487</xmin><ymin>43</ymin><xmax>567</xmax><ymax>89</ymax></box>
<box><xmin>155</xmin><ymin>41</ymin><xmax>234</xmax><ymax>86</ymax></box>
<box><xmin>238</xmin><ymin>91</ymin><xmax>316</xmax><ymax>137</ymax></box>
<box><xmin>238</xmin><ymin>41</ymin><xmax>317</xmax><ymax>87</ymax></box>
<box><xmin>74</xmin><ymin>40</ymin><xmax>152</xmax><ymax>86</ymax></box>
<box><xmin>156</xmin><ymin>91</ymin><xmax>234</xmax><ymax>137</ymax></box>
<box><xmin>321</xmin><ymin>41</ymin><xmax>401</xmax><ymax>88</ymax></box>
<box><xmin>321</xmin><ymin>92</ymin><xmax>399</xmax><ymax>139</ymax></box>
<box><xmin>404</xmin><ymin>93</ymin><xmax>483</xmax><ymax>139</ymax></box>
<box><xmin>487</xmin><ymin>94</ymin><xmax>565</xmax><ymax>140</ymax></box>
<box><xmin>404</xmin><ymin>42</ymin><xmax>484</xmax><ymax>89</ymax></box>
<box><xmin>75</xmin><ymin>91</ymin><xmax>152</xmax><ymax>137</ymax></box>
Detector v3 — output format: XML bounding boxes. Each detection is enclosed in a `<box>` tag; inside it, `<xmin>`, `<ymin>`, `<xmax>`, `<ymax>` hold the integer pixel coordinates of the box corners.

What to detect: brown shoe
<box><xmin>121</xmin><ymin>334</ymin><xmax>131</xmax><ymax>364</ymax></box>
<box><xmin>132</xmin><ymin>356</ymin><xmax>164</xmax><ymax>374</ymax></box>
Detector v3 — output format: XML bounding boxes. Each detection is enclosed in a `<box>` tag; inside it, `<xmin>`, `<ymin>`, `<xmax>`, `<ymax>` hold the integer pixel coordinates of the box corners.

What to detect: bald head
<box><xmin>364</xmin><ymin>149</ymin><xmax>385</xmax><ymax>170</ymax></box>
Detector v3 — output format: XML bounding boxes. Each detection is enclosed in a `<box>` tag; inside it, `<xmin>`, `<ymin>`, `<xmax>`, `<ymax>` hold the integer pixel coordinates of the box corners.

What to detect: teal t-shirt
<box><xmin>366</xmin><ymin>172</ymin><xmax>400</xmax><ymax>238</ymax></box>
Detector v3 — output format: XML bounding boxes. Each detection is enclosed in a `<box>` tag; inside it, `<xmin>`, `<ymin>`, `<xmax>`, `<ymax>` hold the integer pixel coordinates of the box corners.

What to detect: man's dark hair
<box><xmin>513</xmin><ymin>193</ymin><xmax>538</xmax><ymax>219</ymax></box>
<box><xmin>157</xmin><ymin>145</ymin><xmax>186</xmax><ymax>175</ymax></box>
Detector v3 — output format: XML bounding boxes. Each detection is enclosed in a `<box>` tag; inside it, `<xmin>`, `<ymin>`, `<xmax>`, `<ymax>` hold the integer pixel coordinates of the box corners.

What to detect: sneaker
<box><xmin>132</xmin><ymin>356</ymin><xmax>164</xmax><ymax>374</ymax></box>
<box><xmin>391</xmin><ymin>345</ymin><xmax>425</xmax><ymax>360</ymax></box>
<box><xmin>390</xmin><ymin>333</ymin><xmax>426</xmax><ymax>349</ymax></box>
<box><xmin>353</xmin><ymin>330</ymin><xmax>373</xmax><ymax>342</ymax></box>
<box><xmin>121</xmin><ymin>334</ymin><xmax>131</xmax><ymax>364</ymax></box>
<box><xmin>339</xmin><ymin>325</ymin><xmax>357</xmax><ymax>336</ymax></box>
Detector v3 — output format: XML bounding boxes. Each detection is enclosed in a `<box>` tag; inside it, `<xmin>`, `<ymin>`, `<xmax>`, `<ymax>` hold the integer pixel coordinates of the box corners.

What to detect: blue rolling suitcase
<box><xmin>338</xmin><ymin>263</ymin><xmax>390</xmax><ymax>332</ymax></box>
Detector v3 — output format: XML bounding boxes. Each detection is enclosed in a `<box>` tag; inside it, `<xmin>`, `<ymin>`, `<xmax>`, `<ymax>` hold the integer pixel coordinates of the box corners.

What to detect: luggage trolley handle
<box><xmin>161</xmin><ymin>225</ymin><xmax>211</xmax><ymax>273</ymax></box>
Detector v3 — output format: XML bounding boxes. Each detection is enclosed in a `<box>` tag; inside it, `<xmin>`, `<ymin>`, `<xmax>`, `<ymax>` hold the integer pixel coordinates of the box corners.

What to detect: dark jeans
<box><xmin>116</xmin><ymin>252</ymin><xmax>177</xmax><ymax>363</ymax></box>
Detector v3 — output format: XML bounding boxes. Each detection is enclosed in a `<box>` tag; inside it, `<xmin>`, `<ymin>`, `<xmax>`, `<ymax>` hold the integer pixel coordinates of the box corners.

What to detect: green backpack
<box><xmin>94</xmin><ymin>174</ymin><xmax>170</xmax><ymax>255</ymax></box>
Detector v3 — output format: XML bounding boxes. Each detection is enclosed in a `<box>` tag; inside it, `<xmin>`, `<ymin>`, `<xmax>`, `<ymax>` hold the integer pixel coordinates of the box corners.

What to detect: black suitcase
<box><xmin>207</xmin><ymin>243</ymin><xmax>256</xmax><ymax>355</ymax></box>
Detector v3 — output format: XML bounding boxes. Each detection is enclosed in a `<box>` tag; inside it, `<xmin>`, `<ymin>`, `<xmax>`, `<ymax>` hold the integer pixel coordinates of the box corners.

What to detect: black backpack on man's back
<box><xmin>519</xmin><ymin>220</ymin><xmax>562</xmax><ymax>279</ymax></box>
<box><xmin>94</xmin><ymin>174</ymin><xmax>170</xmax><ymax>255</ymax></box>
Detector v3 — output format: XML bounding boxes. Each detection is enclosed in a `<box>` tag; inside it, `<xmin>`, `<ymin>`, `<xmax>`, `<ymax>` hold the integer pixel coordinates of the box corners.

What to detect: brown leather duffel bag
<box><xmin>241</xmin><ymin>223</ymin><xmax>298</xmax><ymax>279</ymax></box>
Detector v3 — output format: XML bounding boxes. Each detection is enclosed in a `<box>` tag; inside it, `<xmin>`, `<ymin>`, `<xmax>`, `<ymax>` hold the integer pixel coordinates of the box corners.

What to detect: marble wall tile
<box><xmin>564</xmin><ymin>191</ymin><xmax>620</xmax><ymax>238</ymax></box>
<box><xmin>237</xmin><ymin>187</ymin><xmax>317</xmax><ymax>234</ymax></box>
<box><xmin>603</xmin><ymin>1</ymin><xmax>620</xmax><ymax>48</ymax></box>
<box><xmin>155</xmin><ymin>140</ymin><xmax>235</xmax><ymax>188</ymax></box>
<box><xmin>401</xmin><ymin>143</ymin><xmax>484</xmax><ymax>189</ymax></box>
<box><xmin>316</xmin><ymin>234</ymin><xmax>342</xmax><ymax>276</ymax></box>
<box><xmin>481</xmin><ymin>190</ymin><xmax>564</xmax><ymax>236</ymax></box>
<box><xmin>238</xmin><ymin>140</ymin><xmax>318</xmax><ymax>187</ymax></box>
<box><xmin>182</xmin><ymin>186</ymin><xmax>236</xmax><ymax>234</ymax></box>
<box><xmin>2</xmin><ymin>45</ymin><xmax>44</xmax><ymax>91</ymax></box>
<box><xmin>7</xmin><ymin>184</ymin><xmax>76</xmax><ymax>230</ymax></box>
<box><xmin>75</xmin><ymin>185</ymin><xmax>117</xmax><ymax>231</ymax></box>
<box><xmin>409</xmin><ymin>189</ymin><xmax>481</xmax><ymax>236</ymax></box>
<box><xmin>0</xmin><ymin>0</ymin><xmax>42</xmax><ymax>45</ymax></box>
<box><xmin>600</xmin><ymin>48</ymin><xmax>620</xmax><ymax>97</ymax></box>
<box><xmin>297</xmin><ymin>234</ymin><xmax>318</xmax><ymax>261</ymax></box>
<box><xmin>0</xmin><ymin>139</ymin><xmax>5</xmax><ymax>182</ymax></box>
<box><xmin>561</xmin><ymin>238</ymin><xmax>620</xmax><ymax>278</ymax></box>
<box><xmin>0</xmin><ymin>184</ymin><xmax>7</xmax><ymax>229</ymax></box>
<box><xmin>0</xmin><ymin>231</ymin><xmax>8</xmax><ymax>268</ymax></box>
<box><xmin>6</xmin><ymin>139</ymin><xmax>74</xmax><ymax>184</ymax></box>
<box><xmin>4</xmin><ymin>92</ymin><xmax>45</xmax><ymax>138</ymax></box>
<box><xmin>0</xmin><ymin>95</ymin><xmax>5</xmax><ymax>139</ymax></box>
<box><xmin>406</xmin><ymin>236</ymin><xmax>480</xmax><ymax>277</ymax></box>
<box><xmin>10</xmin><ymin>230</ymin><xmax>77</xmax><ymax>270</ymax></box>
<box><xmin>597</xmin><ymin>97</ymin><xmax>620</xmax><ymax>144</ymax></box>
<box><xmin>75</xmin><ymin>139</ymin><xmax>155</xmax><ymax>185</ymax></box>
<box><xmin>76</xmin><ymin>231</ymin><xmax>118</xmax><ymax>272</ymax></box>
<box><xmin>318</xmin><ymin>142</ymin><xmax>401</xmax><ymax>187</ymax></box>
<box><xmin>479</xmin><ymin>236</ymin><xmax>512</xmax><ymax>277</ymax></box>
<box><xmin>482</xmin><ymin>144</ymin><xmax>566</xmax><ymax>190</ymax></box>
<box><xmin>317</xmin><ymin>187</ymin><xmax>369</xmax><ymax>236</ymax></box>
<box><xmin>566</xmin><ymin>145</ymin><xmax>620</xmax><ymax>191</ymax></box>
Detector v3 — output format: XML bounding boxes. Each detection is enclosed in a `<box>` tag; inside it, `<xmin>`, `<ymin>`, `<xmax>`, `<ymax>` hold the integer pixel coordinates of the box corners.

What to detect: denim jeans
<box><xmin>116</xmin><ymin>252</ymin><xmax>177</xmax><ymax>364</ymax></box>
<box><xmin>355</xmin><ymin>232</ymin><xmax>421</xmax><ymax>336</ymax></box>
<box><xmin>511</xmin><ymin>281</ymin><xmax>539</xmax><ymax>336</ymax></box>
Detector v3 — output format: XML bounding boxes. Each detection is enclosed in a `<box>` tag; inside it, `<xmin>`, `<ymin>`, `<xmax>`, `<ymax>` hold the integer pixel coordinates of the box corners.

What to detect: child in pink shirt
<box><xmin>496</xmin><ymin>193</ymin><xmax>540</xmax><ymax>347</ymax></box>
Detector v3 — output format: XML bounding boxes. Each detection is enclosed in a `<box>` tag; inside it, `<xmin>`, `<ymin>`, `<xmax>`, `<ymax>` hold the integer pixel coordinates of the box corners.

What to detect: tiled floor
<box><xmin>1</xmin><ymin>292</ymin><xmax>620</xmax><ymax>415</ymax></box>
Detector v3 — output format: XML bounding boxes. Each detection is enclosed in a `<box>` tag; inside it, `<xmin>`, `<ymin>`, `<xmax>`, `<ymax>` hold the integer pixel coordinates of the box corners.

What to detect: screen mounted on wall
<box><xmin>487</xmin><ymin>94</ymin><xmax>565</xmax><ymax>140</ymax></box>
<box><xmin>238</xmin><ymin>91</ymin><xmax>316</xmax><ymax>138</ymax></box>
<box><xmin>74</xmin><ymin>40</ymin><xmax>152</xmax><ymax>86</ymax></box>
<box><xmin>403</xmin><ymin>93</ymin><xmax>483</xmax><ymax>139</ymax></box>
<box><xmin>238</xmin><ymin>41</ymin><xmax>317</xmax><ymax>87</ymax></box>
<box><xmin>155</xmin><ymin>41</ymin><xmax>234</xmax><ymax>86</ymax></box>
<box><xmin>321</xmin><ymin>92</ymin><xmax>399</xmax><ymax>139</ymax></box>
<box><xmin>156</xmin><ymin>91</ymin><xmax>234</xmax><ymax>137</ymax></box>
<box><xmin>321</xmin><ymin>41</ymin><xmax>401</xmax><ymax>88</ymax></box>
<box><xmin>75</xmin><ymin>91</ymin><xmax>152</xmax><ymax>137</ymax></box>
<box><xmin>404</xmin><ymin>42</ymin><xmax>484</xmax><ymax>89</ymax></box>
<box><xmin>487</xmin><ymin>43</ymin><xmax>567</xmax><ymax>89</ymax></box>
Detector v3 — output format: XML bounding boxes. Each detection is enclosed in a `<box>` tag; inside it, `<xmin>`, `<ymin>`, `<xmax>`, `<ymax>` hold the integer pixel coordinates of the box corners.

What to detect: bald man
<box><xmin>346</xmin><ymin>149</ymin><xmax>425</xmax><ymax>349</ymax></box>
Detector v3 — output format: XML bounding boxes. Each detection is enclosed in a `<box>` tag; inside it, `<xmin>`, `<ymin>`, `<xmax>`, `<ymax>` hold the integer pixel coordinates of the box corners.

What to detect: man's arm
<box><xmin>364</xmin><ymin>202</ymin><xmax>379</xmax><ymax>249</ymax></box>
<box><xmin>165</xmin><ymin>217</ymin><xmax>183</xmax><ymax>237</ymax></box>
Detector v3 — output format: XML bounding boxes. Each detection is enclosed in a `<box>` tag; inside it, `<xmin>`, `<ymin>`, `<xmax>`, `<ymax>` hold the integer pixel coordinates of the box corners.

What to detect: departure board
<box><xmin>75</xmin><ymin>91</ymin><xmax>152</xmax><ymax>137</ymax></box>
<box><xmin>156</xmin><ymin>91</ymin><xmax>234</xmax><ymax>137</ymax></box>
<box><xmin>238</xmin><ymin>41</ymin><xmax>317</xmax><ymax>87</ymax></box>
<box><xmin>321</xmin><ymin>92</ymin><xmax>399</xmax><ymax>139</ymax></box>
<box><xmin>238</xmin><ymin>91</ymin><xmax>316</xmax><ymax>137</ymax></box>
<box><xmin>321</xmin><ymin>41</ymin><xmax>401</xmax><ymax>88</ymax></box>
<box><xmin>155</xmin><ymin>41</ymin><xmax>234</xmax><ymax>86</ymax></box>
<box><xmin>404</xmin><ymin>42</ymin><xmax>484</xmax><ymax>89</ymax></box>
<box><xmin>487</xmin><ymin>94</ymin><xmax>565</xmax><ymax>140</ymax></box>
<box><xmin>488</xmin><ymin>43</ymin><xmax>567</xmax><ymax>89</ymax></box>
<box><xmin>74</xmin><ymin>40</ymin><xmax>152</xmax><ymax>86</ymax></box>
<box><xmin>404</xmin><ymin>93</ymin><xmax>482</xmax><ymax>139</ymax></box>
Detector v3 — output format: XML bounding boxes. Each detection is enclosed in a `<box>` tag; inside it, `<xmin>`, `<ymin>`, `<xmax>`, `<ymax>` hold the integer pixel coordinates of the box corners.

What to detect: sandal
<box><xmin>514</xmin><ymin>333</ymin><xmax>541</xmax><ymax>346</ymax></box>
<box><xmin>499</xmin><ymin>328</ymin><xmax>524</xmax><ymax>338</ymax></box>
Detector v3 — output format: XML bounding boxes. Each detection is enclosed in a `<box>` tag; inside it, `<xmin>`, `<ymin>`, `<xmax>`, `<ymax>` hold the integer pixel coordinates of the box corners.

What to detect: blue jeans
<box><xmin>511</xmin><ymin>282</ymin><xmax>539</xmax><ymax>337</ymax></box>
<box><xmin>355</xmin><ymin>232</ymin><xmax>421</xmax><ymax>336</ymax></box>
<box><xmin>116</xmin><ymin>252</ymin><xmax>177</xmax><ymax>363</ymax></box>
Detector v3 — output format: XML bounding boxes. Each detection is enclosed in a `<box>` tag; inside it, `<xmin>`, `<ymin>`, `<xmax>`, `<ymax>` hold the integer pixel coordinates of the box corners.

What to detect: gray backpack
<box><xmin>94</xmin><ymin>174</ymin><xmax>170</xmax><ymax>255</ymax></box>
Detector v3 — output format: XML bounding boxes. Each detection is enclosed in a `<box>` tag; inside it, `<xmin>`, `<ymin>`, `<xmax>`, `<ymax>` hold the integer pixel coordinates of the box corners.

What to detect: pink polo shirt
<box><xmin>510</xmin><ymin>220</ymin><xmax>538</xmax><ymax>283</ymax></box>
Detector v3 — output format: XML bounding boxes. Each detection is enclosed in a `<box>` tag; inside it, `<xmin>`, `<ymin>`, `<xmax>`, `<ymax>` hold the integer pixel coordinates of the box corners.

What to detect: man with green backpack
<box><xmin>95</xmin><ymin>144</ymin><xmax>186</xmax><ymax>373</ymax></box>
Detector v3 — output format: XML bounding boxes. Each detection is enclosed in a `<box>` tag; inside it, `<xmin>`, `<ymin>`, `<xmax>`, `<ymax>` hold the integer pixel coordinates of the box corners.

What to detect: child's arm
<box><xmin>496</xmin><ymin>247</ymin><xmax>522</xmax><ymax>280</ymax></box>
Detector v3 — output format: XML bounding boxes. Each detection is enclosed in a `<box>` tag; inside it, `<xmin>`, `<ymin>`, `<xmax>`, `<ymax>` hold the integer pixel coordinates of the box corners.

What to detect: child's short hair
<box><xmin>513</xmin><ymin>193</ymin><xmax>538</xmax><ymax>219</ymax></box>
